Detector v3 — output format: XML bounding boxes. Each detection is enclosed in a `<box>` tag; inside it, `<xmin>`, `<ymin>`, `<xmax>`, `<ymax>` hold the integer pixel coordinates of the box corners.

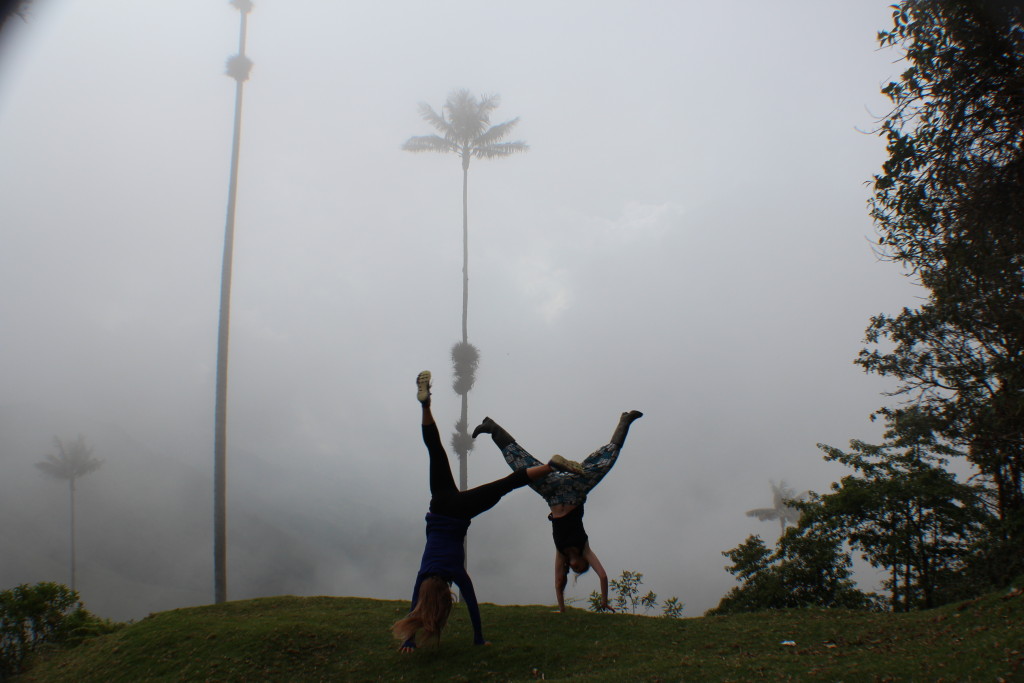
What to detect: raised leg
<box><xmin>417</xmin><ymin>371</ymin><xmax>458</xmax><ymax>498</ymax></box>
<box><xmin>423</xmin><ymin>410</ymin><xmax>458</xmax><ymax>499</ymax></box>
<box><xmin>610</xmin><ymin>410</ymin><xmax>643</xmax><ymax>448</ymax></box>
<box><xmin>568</xmin><ymin>411</ymin><xmax>643</xmax><ymax>497</ymax></box>
<box><xmin>472</xmin><ymin>416</ymin><xmax>515</xmax><ymax>451</ymax></box>
<box><xmin>473</xmin><ymin>417</ymin><xmax>575</xmax><ymax>501</ymax></box>
<box><xmin>436</xmin><ymin>463</ymin><xmax>555</xmax><ymax>519</ymax></box>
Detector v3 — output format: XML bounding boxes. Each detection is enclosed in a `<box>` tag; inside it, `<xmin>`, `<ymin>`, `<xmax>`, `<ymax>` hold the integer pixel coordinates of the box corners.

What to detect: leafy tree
<box><xmin>815</xmin><ymin>408</ymin><xmax>990</xmax><ymax>610</ymax></box>
<box><xmin>588</xmin><ymin>570</ymin><xmax>684</xmax><ymax>617</ymax></box>
<box><xmin>35</xmin><ymin>437</ymin><xmax>102</xmax><ymax>592</ymax></box>
<box><xmin>863</xmin><ymin>0</ymin><xmax>1024</xmax><ymax>586</ymax></box>
<box><xmin>0</xmin><ymin>582</ymin><xmax>118</xmax><ymax>677</ymax></box>
<box><xmin>708</xmin><ymin>530</ymin><xmax>877</xmax><ymax>616</ymax></box>
<box><xmin>1</xmin><ymin>582</ymin><xmax>77</xmax><ymax>677</ymax></box>
<box><xmin>718</xmin><ymin>411</ymin><xmax>987</xmax><ymax>614</ymax></box>
<box><xmin>746</xmin><ymin>480</ymin><xmax>809</xmax><ymax>539</ymax></box>
<box><xmin>403</xmin><ymin>90</ymin><xmax>528</xmax><ymax>490</ymax></box>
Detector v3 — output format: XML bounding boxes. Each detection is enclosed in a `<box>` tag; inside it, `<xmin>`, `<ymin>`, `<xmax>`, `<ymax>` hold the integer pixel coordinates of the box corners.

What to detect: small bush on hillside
<box><xmin>0</xmin><ymin>582</ymin><xmax>118</xmax><ymax>677</ymax></box>
<box><xmin>589</xmin><ymin>570</ymin><xmax>685</xmax><ymax>617</ymax></box>
<box><xmin>660</xmin><ymin>596</ymin><xmax>685</xmax><ymax>618</ymax></box>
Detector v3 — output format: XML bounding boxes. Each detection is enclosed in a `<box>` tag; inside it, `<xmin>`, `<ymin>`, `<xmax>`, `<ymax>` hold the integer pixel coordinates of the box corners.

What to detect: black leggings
<box><xmin>424</xmin><ymin>422</ymin><xmax>531</xmax><ymax>520</ymax></box>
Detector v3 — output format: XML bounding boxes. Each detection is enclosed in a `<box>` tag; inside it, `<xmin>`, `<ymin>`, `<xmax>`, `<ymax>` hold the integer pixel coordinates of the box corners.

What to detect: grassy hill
<box><xmin>16</xmin><ymin>588</ymin><xmax>1024</xmax><ymax>682</ymax></box>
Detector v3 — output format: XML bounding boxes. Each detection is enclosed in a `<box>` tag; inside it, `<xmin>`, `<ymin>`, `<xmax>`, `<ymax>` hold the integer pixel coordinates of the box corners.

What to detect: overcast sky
<box><xmin>0</xmin><ymin>0</ymin><xmax>925</xmax><ymax>621</ymax></box>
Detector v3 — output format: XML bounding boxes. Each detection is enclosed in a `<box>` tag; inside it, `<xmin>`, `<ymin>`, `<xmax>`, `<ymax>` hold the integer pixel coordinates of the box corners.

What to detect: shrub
<box><xmin>589</xmin><ymin>570</ymin><xmax>685</xmax><ymax>617</ymax></box>
<box><xmin>0</xmin><ymin>582</ymin><xmax>117</xmax><ymax>677</ymax></box>
<box><xmin>707</xmin><ymin>532</ymin><xmax>880</xmax><ymax>616</ymax></box>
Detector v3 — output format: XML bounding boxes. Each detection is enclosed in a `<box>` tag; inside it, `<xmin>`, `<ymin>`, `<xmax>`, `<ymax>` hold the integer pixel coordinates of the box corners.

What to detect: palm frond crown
<box><xmin>402</xmin><ymin>89</ymin><xmax>528</xmax><ymax>163</ymax></box>
<box><xmin>36</xmin><ymin>436</ymin><xmax>102</xmax><ymax>481</ymax></box>
<box><xmin>745</xmin><ymin>507</ymin><xmax>782</xmax><ymax>522</ymax></box>
<box><xmin>746</xmin><ymin>480</ymin><xmax>809</xmax><ymax>525</ymax></box>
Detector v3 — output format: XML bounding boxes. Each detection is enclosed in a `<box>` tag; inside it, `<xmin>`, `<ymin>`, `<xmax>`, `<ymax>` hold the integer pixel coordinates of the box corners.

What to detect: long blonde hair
<box><xmin>392</xmin><ymin>576</ymin><xmax>454</xmax><ymax>646</ymax></box>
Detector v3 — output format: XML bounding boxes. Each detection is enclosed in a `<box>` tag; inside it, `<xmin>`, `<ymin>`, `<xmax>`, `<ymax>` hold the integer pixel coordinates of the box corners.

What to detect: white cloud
<box><xmin>515</xmin><ymin>257</ymin><xmax>573</xmax><ymax>324</ymax></box>
<box><xmin>510</xmin><ymin>200</ymin><xmax>684</xmax><ymax>323</ymax></box>
<box><xmin>596</xmin><ymin>200</ymin><xmax>685</xmax><ymax>247</ymax></box>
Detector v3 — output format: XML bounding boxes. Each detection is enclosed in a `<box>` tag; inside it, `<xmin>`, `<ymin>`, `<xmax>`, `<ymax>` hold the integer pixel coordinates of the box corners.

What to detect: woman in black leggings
<box><xmin>393</xmin><ymin>371</ymin><xmax>577</xmax><ymax>652</ymax></box>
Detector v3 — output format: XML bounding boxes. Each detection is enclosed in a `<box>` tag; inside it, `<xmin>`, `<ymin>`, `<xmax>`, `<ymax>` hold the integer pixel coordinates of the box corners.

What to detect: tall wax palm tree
<box><xmin>36</xmin><ymin>436</ymin><xmax>102</xmax><ymax>591</ymax></box>
<box><xmin>403</xmin><ymin>89</ymin><xmax>527</xmax><ymax>490</ymax></box>
<box><xmin>746</xmin><ymin>480</ymin><xmax>810</xmax><ymax>539</ymax></box>
<box><xmin>214</xmin><ymin>0</ymin><xmax>253</xmax><ymax>605</ymax></box>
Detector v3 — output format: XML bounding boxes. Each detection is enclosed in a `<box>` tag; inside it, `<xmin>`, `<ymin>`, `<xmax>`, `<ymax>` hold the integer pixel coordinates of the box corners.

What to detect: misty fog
<box><xmin>0</xmin><ymin>1</ymin><xmax>918</xmax><ymax>622</ymax></box>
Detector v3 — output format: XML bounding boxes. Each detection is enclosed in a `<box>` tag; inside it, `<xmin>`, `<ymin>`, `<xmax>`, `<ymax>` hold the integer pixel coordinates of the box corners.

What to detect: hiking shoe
<box><xmin>416</xmin><ymin>371</ymin><xmax>431</xmax><ymax>403</ymax></box>
<box><xmin>471</xmin><ymin>417</ymin><xmax>495</xmax><ymax>438</ymax></box>
<box><xmin>548</xmin><ymin>454</ymin><xmax>584</xmax><ymax>475</ymax></box>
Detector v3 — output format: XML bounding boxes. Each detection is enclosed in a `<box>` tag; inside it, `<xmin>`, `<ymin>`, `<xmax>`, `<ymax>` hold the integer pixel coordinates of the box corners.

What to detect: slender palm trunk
<box><xmin>215</xmin><ymin>3</ymin><xmax>250</xmax><ymax>605</ymax></box>
<box><xmin>459</xmin><ymin>162</ymin><xmax>470</xmax><ymax>491</ymax></box>
<box><xmin>69</xmin><ymin>478</ymin><xmax>76</xmax><ymax>591</ymax></box>
<box><xmin>458</xmin><ymin>395</ymin><xmax>469</xmax><ymax>491</ymax></box>
<box><xmin>461</xmin><ymin>163</ymin><xmax>469</xmax><ymax>346</ymax></box>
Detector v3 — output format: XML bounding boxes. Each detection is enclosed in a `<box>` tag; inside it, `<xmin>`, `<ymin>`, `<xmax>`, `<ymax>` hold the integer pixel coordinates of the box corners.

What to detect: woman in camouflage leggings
<box><xmin>471</xmin><ymin>410</ymin><xmax>642</xmax><ymax>612</ymax></box>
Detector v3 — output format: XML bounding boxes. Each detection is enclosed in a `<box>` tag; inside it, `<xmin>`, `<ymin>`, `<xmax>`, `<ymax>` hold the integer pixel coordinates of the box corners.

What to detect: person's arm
<box><xmin>585</xmin><ymin>545</ymin><xmax>613</xmax><ymax>612</ymax></box>
<box><xmin>554</xmin><ymin>550</ymin><xmax>569</xmax><ymax>612</ymax></box>
<box><xmin>399</xmin><ymin>575</ymin><xmax>425</xmax><ymax>652</ymax></box>
<box><xmin>452</xmin><ymin>571</ymin><xmax>488</xmax><ymax>645</ymax></box>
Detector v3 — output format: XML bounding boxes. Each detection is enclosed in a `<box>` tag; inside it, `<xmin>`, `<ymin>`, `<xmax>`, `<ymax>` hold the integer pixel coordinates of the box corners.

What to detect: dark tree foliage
<box><xmin>0</xmin><ymin>0</ymin><xmax>29</xmax><ymax>33</ymax></box>
<box><xmin>708</xmin><ymin>531</ymin><xmax>878</xmax><ymax>616</ymax></box>
<box><xmin>815</xmin><ymin>409</ymin><xmax>990</xmax><ymax>611</ymax></box>
<box><xmin>0</xmin><ymin>582</ymin><xmax>116</xmax><ymax>677</ymax></box>
<box><xmin>862</xmin><ymin>0</ymin><xmax>1024</xmax><ymax>586</ymax></box>
<box><xmin>716</xmin><ymin>410</ymin><xmax>989</xmax><ymax>614</ymax></box>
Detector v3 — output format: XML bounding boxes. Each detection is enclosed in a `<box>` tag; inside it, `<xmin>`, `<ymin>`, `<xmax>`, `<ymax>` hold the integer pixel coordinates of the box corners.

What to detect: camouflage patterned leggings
<box><xmin>501</xmin><ymin>441</ymin><xmax>621</xmax><ymax>506</ymax></box>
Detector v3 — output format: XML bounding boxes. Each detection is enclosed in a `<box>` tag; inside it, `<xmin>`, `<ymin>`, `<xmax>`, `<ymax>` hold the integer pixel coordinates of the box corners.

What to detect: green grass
<box><xmin>15</xmin><ymin>588</ymin><xmax>1024</xmax><ymax>682</ymax></box>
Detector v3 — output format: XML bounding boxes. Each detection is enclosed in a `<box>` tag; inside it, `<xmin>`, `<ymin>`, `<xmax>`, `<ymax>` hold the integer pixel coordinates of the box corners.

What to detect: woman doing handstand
<box><xmin>471</xmin><ymin>410</ymin><xmax>642</xmax><ymax>612</ymax></box>
<box><xmin>393</xmin><ymin>371</ymin><xmax>577</xmax><ymax>652</ymax></box>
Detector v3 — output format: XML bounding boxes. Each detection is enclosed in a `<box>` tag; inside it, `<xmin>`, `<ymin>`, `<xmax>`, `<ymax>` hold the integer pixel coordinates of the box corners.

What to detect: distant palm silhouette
<box><xmin>36</xmin><ymin>436</ymin><xmax>102</xmax><ymax>591</ymax></box>
<box><xmin>746</xmin><ymin>480</ymin><xmax>809</xmax><ymax>539</ymax></box>
<box><xmin>403</xmin><ymin>89</ymin><xmax>527</xmax><ymax>490</ymax></box>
